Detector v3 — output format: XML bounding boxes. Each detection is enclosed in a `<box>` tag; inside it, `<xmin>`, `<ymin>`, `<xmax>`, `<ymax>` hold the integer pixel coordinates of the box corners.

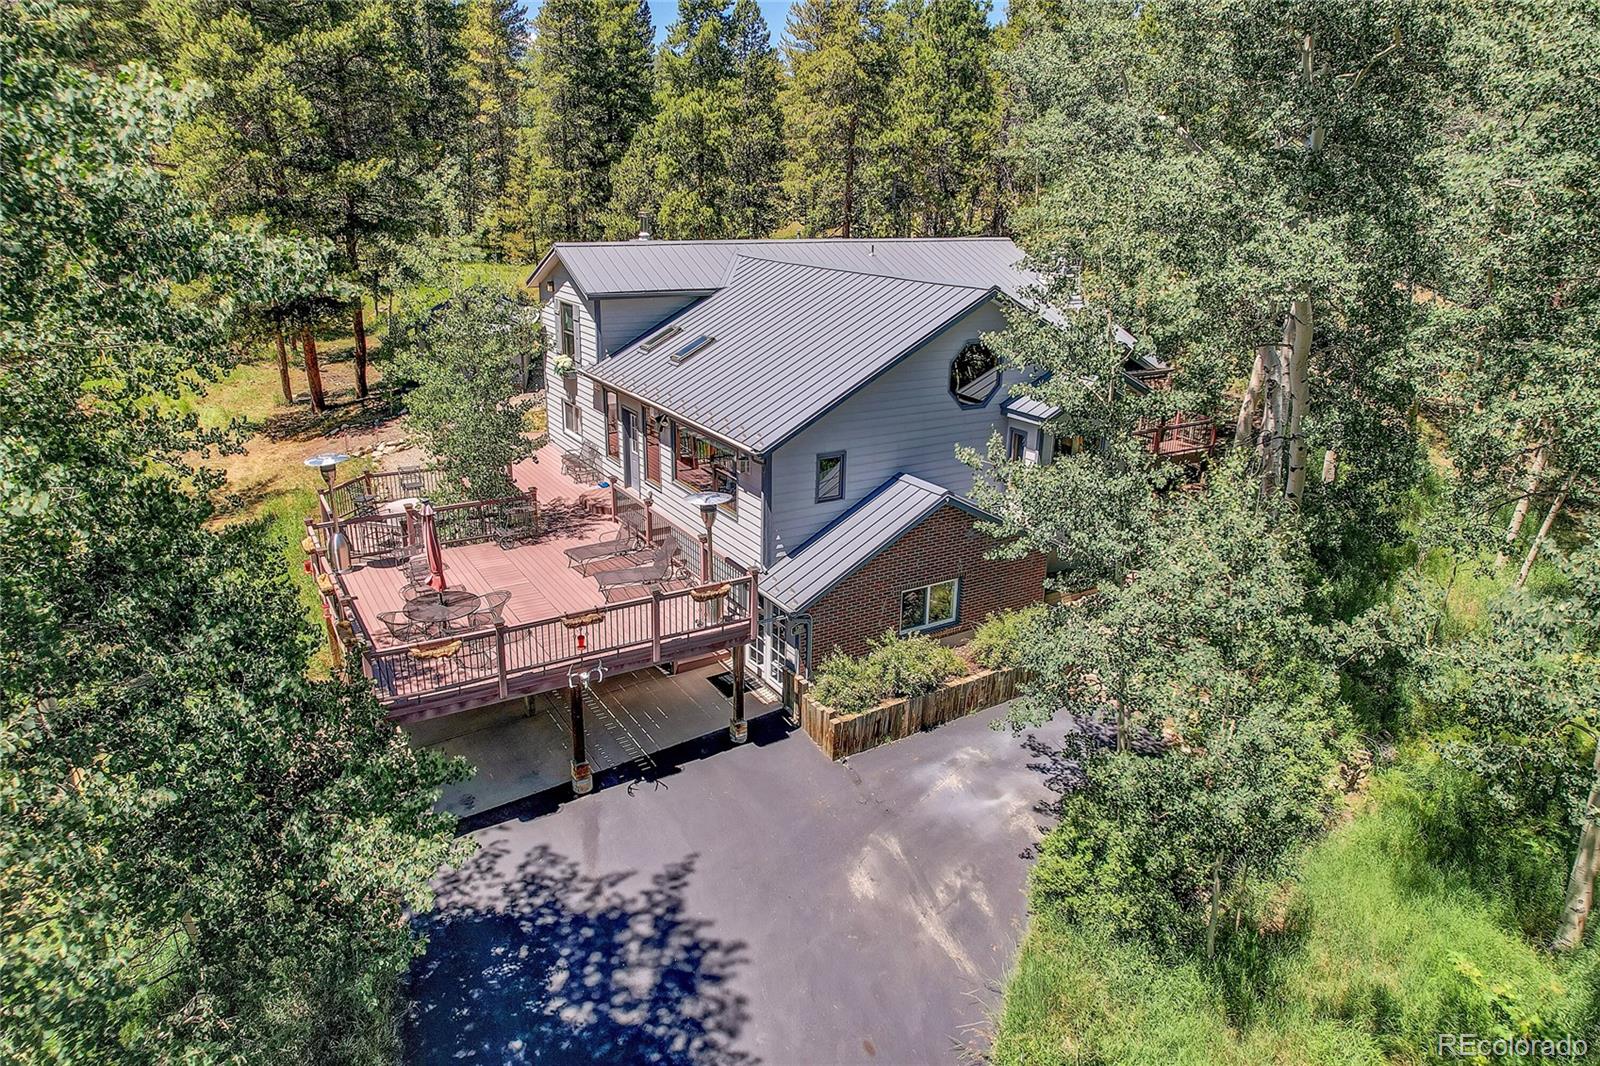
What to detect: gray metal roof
<box><xmin>762</xmin><ymin>474</ymin><xmax>993</xmax><ymax>612</ymax></box>
<box><xmin>1001</xmin><ymin>393</ymin><xmax>1058</xmax><ymax>423</ymax></box>
<box><xmin>529</xmin><ymin>237</ymin><xmax>1037</xmax><ymax>299</ymax></box>
<box><xmin>589</xmin><ymin>254</ymin><xmax>998</xmax><ymax>453</ymax></box>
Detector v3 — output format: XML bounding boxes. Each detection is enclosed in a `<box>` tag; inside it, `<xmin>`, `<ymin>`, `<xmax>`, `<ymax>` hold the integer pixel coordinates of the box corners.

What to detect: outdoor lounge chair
<box><xmin>594</xmin><ymin>543</ymin><xmax>678</xmax><ymax>592</ymax></box>
<box><xmin>563</xmin><ymin>526</ymin><xmax>634</xmax><ymax>572</ymax></box>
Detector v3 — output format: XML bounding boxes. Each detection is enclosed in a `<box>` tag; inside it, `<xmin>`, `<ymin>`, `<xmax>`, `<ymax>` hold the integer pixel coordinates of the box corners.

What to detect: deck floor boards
<box><xmin>338</xmin><ymin>444</ymin><xmax>674</xmax><ymax>650</ymax></box>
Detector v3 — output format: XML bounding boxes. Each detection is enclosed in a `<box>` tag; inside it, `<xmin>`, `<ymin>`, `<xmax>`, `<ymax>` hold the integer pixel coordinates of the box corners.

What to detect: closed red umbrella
<box><xmin>419</xmin><ymin>504</ymin><xmax>447</xmax><ymax>592</ymax></box>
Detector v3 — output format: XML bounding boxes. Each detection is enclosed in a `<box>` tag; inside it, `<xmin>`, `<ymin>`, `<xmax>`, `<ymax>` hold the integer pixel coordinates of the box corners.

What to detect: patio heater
<box><xmin>305</xmin><ymin>452</ymin><xmax>352</xmax><ymax>572</ymax></box>
<box><xmin>683</xmin><ymin>491</ymin><xmax>734</xmax><ymax>582</ymax></box>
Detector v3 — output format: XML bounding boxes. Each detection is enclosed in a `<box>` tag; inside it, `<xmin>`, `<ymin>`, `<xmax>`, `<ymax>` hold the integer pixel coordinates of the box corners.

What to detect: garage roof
<box><xmin>763</xmin><ymin>474</ymin><xmax>995</xmax><ymax>613</ymax></box>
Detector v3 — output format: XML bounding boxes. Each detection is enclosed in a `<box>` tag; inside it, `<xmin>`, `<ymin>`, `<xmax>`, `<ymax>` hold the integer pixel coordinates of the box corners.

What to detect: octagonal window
<box><xmin>950</xmin><ymin>342</ymin><xmax>1001</xmax><ymax>407</ymax></box>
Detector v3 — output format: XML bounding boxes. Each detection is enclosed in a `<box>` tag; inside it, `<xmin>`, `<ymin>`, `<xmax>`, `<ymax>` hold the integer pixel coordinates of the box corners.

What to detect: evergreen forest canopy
<box><xmin>2</xmin><ymin>0</ymin><xmax>1598</xmax><ymax>1061</ymax></box>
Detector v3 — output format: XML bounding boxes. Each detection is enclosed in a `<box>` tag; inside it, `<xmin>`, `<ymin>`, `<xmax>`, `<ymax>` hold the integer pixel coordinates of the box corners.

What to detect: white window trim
<box><xmin>562</xmin><ymin>397</ymin><xmax>580</xmax><ymax>435</ymax></box>
<box><xmin>559</xmin><ymin>300</ymin><xmax>576</xmax><ymax>357</ymax></box>
<box><xmin>899</xmin><ymin>578</ymin><xmax>959</xmax><ymax>634</ymax></box>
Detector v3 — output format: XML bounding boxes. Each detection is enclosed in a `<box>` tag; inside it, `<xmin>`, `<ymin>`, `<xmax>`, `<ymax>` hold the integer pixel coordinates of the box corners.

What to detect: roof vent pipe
<box><xmin>869</xmin><ymin>242</ymin><xmax>875</xmax><ymax>256</ymax></box>
<box><xmin>637</xmin><ymin>209</ymin><xmax>654</xmax><ymax>241</ymax></box>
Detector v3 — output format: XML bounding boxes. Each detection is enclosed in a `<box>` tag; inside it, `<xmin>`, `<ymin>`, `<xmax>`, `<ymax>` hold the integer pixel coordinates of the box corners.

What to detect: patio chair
<box><xmin>349</xmin><ymin>490</ymin><xmax>378</xmax><ymax>519</ymax></box>
<box><xmin>563</xmin><ymin>525</ymin><xmax>634</xmax><ymax>572</ymax></box>
<box><xmin>594</xmin><ymin>543</ymin><xmax>678</xmax><ymax>593</ymax></box>
<box><xmin>398</xmin><ymin>470</ymin><xmax>426</xmax><ymax>495</ymax></box>
<box><xmin>376</xmin><ymin>611</ymin><xmax>422</xmax><ymax>643</ymax></box>
<box><xmin>465</xmin><ymin>589</ymin><xmax>512</xmax><ymax>629</ymax></box>
<box><xmin>491</xmin><ymin>501</ymin><xmax>539</xmax><ymax>550</ymax></box>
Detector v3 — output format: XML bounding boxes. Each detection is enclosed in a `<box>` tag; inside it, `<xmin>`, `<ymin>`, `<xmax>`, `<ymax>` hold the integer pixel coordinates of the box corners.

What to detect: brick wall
<box><xmin>803</xmin><ymin>503</ymin><xmax>1046</xmax><ymax>670</ymax></box>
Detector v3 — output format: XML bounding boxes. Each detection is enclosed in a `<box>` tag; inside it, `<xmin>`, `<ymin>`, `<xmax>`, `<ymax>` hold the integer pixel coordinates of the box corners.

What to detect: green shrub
<box><xmin>967</xmin><ymin>603</ymin><xmax>1048</xmax><ymax>669</ymax></box>
<box><xmin>811</xmin><ymin>631</ymin><xmax>966</xmax><ymax>713</ymax></box>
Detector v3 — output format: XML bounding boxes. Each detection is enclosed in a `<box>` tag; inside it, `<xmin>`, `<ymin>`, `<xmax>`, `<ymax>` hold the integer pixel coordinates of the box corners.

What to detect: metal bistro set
<box><xmin>364</xmin><ymin>496</ymin><xmax>525</xmax><ymax>645</ymax></box>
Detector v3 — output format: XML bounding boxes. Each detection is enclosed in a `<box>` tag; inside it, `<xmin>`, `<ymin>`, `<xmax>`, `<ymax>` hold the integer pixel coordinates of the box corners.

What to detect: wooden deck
<box><xmin>339</xmin><ymin>444</ymin><xmax>679</xmax><ymax>649</ymax></box>
<box><xmin>310</xmin><ymin>444</ymin><xmax>758</xmax><ymax>721</ymax></box>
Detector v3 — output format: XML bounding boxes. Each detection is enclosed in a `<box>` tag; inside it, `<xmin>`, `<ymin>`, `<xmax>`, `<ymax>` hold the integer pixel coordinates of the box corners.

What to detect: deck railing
<box><xmin>323</xmin><ymin>466</ymin><xmax>449</xmax><ymax>520</ymax></box>
<box><xmin>310</xmin><ymin>492</ymin><xmax>540</xmax><ymax>561</ymax></box>
<box><xmin>361</xmin><ymin>572</ymin><xmax>759</xmax><ymax>715</ymax></box>
<box><xmin>303</xmin><ymin>501</ymin><xmax>758</xmax><ymax>719</ymax></box>
<box><xmin>1135</xmin><ymin>414</ymin><xmax>1219</xmax><ymax>456</ymax></box>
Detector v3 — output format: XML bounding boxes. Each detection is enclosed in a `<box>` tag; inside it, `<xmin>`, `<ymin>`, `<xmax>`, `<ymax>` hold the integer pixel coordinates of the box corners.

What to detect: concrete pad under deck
<box><xmin>405</xmin><ymin>659</ymin><xmax>779</xmax><ymax>817</ymax></box>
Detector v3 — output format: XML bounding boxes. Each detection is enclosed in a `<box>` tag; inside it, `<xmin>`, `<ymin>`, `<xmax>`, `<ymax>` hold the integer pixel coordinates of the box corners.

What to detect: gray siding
<box><xmin>767</xmin><ymin>299</ymin><xmax>1016</xmax><ymax>558</ymax></box>
<box><xmin>585</xmin><ymin>393</ymin><xmax>766</xmax><ymax>569</ymax></box>
<box><xmin>595</xmin><ymin>294</ymin><xmax>702</xmax><ymax>357</ymax></box>
<box><xmin>541</xmin><ymin>266</ymin><xmax>599</xmax><ymax>456</ymax></box>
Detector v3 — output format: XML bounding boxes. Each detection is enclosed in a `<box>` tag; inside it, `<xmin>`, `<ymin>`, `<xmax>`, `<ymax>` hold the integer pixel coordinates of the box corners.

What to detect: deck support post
<box><xmin>728</xmin><ymin>644</ymin><xmax>748</xmax><ymax>744</ymax></box>
<box><xmin>569</xmin><ymin>685</ymin><xmax>592</xmax><ymax>794</ymax></box>
<box><xmin>649</xmin><ymin>589</ymin><xmax>663</xmax><ymax>662</ymax></box>
<box><xmin>495</xmin><ymin>625</ymin><xmax>509</xmax><ymax>700</ymax></box>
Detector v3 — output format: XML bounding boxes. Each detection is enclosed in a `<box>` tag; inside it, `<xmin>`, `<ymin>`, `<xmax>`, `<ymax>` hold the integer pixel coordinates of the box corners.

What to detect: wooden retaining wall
<box><xmin>797</xmin><ymin>667</ymin><xmax>1027</xmax><ymax>761</ymax></box>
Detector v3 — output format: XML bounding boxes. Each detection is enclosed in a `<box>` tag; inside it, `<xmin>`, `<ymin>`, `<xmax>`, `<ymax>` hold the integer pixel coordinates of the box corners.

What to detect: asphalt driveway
<box><xmin>405</xmin><ymin>702</ymin><xmax>1058</xmax><ymax>1066</ymax></box>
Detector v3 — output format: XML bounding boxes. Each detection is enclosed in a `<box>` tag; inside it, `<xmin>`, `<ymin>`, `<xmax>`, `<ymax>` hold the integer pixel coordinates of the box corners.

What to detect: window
<box><xmin>559</xmin><ymin>301</ymin><xmax>576</xmax><ymax>357</ymax></box>
<box><xmin>669</xmin><ymin>334</ymin><xmax>714</xmax><ymax>364</ymax></box>
<box><xmin>949</xmin><ymin>341</ymin><xmax>1001</xmax><ymax>406</ymax></box>
<box><xmin>640</xmin><ymin>326</ymin><xmax>683</xmax><ymax>353</ymax></box>
<box><xmin>815</xmin><ymin>451</ymin><xmax>845</xmax><ymax>502</ymax></box>
<box><xmin>562</xmin><ymin>398</ymin><xmax>580</xmax><ymax>435</ymax></box>
<box><xmin>605</xmin><ymin>390</ymin><xmax>620</xmax><ymax>458</ymax></box>
<box><xmin>643</xmin><ymin>405</ymin><xmax>662</xmax><ymax>484</ymax></box>
<box><xmin>900</xmin><ymin>579</ymin><xmax>958</xmax><ymax>633</ymax></box>
<box><xmin>1006</xmin><ymin>428</ymin><xmax>1027</xmax><ymax>462</ymax></box>
<box><xmin>672</xmin><ymin>422</ymin><xmax>739</xmax><ymax>515</ymax></box>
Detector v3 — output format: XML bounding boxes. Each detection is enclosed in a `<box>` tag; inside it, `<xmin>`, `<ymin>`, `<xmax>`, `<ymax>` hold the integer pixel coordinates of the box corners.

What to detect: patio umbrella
<box><xmin>419</xmin><ymin>503</ymin><xmax>448</xmax><ymax>592</ymax></box>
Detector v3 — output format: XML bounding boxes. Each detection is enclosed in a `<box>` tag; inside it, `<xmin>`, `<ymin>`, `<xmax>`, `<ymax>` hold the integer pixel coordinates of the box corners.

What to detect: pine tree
<box><xmin>526</xmin><ymin>0</ymin><xmax>653</xmax><ymax>241</ymax></box>
<box><xmin>167</xmin><ymin>0</ymin><xmax>465</xmax><ymax>403</ymax></box>
<box><xmin>870</xmin><ymin>0</ymin><xmax>995</xmax><ymax>236</ymax></box>
<box><xmin>603</xmin><ymin>0</ymin><xmax>783</xmax><ymax>240</ymax></box>
<box><xmin>654</xmin><ymin>0</ymin><xmax>737</xmax><ymax>237</ymax></box>
<box><xmin>781</xmin><ymin>0</ymin><xmax>899</xmax><ymax>237</ymax></box>
<box><xmin>457</xmin><ymin>0</ymin><xmax>529</xmax><ymax>250</ymax></box>
<box><xmin>724</xmin><ymin>0</ymin><xmax>785</xmax><ymax>236</ymax></box>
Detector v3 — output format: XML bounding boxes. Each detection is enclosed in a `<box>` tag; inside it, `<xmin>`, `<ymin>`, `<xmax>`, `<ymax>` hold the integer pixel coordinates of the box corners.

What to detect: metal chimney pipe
<box><xmin>637</xmin><ymin>209</ymin><xmax>654</xmax><ymax>240</ymax></box>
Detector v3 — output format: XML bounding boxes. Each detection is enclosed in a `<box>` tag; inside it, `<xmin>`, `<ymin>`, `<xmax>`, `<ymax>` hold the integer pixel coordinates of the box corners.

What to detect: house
<box><xmin>528</xmin><ymin>237</ymin><xmax>1080</xmax><ymax>702</ymax></box>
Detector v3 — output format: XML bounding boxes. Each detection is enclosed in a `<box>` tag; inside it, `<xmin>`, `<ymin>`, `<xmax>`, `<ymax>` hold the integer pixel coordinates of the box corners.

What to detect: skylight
<box><xmin>669</xmin><ymin>335</ymin><xmax>714</xmax><ymax>364</ymax></box>
<box><xmin>640</xmin><ymin>325</ymin><xmax>683</xmax><ymax>353</ymax></box>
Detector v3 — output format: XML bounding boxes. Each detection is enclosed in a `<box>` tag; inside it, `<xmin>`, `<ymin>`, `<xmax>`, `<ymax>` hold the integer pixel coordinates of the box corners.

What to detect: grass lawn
<box><xmin>994</xmin><ymin>776</ymin><xmax>1600</xmax><ymax>1065</ymax></box>
<box><xmin>181</xmin><ymin>261</ymin><xmax>534</xmax><ymax>663</ymax></box>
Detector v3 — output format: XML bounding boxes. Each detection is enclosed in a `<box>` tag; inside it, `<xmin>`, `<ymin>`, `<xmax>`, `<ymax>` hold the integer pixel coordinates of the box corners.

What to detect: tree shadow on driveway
<box><xmin>406</xmin><ymin>841</ymin><xmax>755</xmax><ymax>1065</ymax></box>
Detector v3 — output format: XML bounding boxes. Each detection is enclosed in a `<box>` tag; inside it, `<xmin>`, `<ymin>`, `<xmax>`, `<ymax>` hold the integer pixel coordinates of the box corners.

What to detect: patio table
<box><xmin>377</xmin><ymin>496</ymin><xmax>427</xmax><ymax>517</ymax></box>
<box><xmin>404</xmin><ymin>588</ymin><xmax>481</xmax><ymax>636</ymax></box>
